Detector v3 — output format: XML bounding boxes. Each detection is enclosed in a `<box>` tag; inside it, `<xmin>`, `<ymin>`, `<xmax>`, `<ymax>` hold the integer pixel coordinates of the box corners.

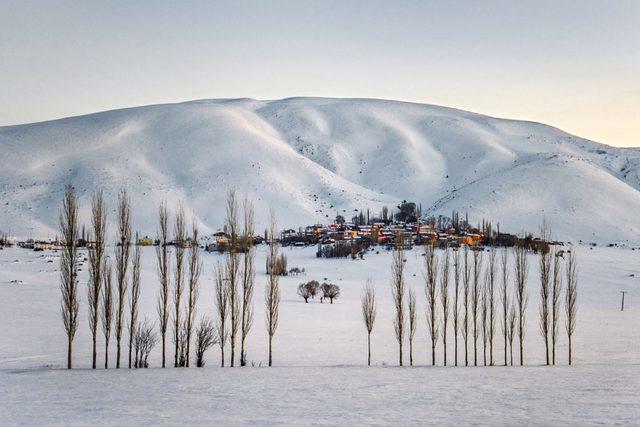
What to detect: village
<box><xmin>1</xmin><ymin>204</ymin><xmax>553</xmax><ymax>258</ymax></box>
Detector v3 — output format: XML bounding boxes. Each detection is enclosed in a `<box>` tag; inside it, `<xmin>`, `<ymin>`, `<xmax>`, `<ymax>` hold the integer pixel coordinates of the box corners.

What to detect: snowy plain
<box><xmin>1</xmin><ymin>244</ymin><xmax>638</xmax><ymax>425</ymax></box>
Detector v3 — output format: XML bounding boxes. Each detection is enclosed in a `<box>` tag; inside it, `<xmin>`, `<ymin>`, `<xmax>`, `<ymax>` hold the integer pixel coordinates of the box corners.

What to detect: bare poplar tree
<box><xmin>453</xmin><ymin>248</ymin><xmax>460</xmax><ymax>366</ymax></box>
<box><xmin>114</xmin><ymin>189</ymin><xmax>131</xmax><ymax>368</ymax></box>
<box><xmin>185</xmin><ymin>220</ymin><xmax>201</xmax><ymax>367</ymax></box>
<box><xmin>440</xmin><ymin>247</ymin><xmax>450</xmax><ymax>366</ymax></box>
<box><xmin>424</xmin><ymin>244</ymin><xmax>439</xmax><ymax>366</ymax></box>
<box><xmin>156</xmin><ymin>201</ymin><xmax>170</xmax><ymax>368</ymax></box>
<box><xmin>240</xmin><ymin>197</ymin><xmax>255</xmax><ymax>366</ymax></box>
<box><xmin>226</xmin><ymin>191</ymin><xmax>240</xmax><ymax>366</ymax></box>
<box><xmin>102</xmin><ymin>262</ymin><xmax>114</xmax><ymax>369</ymax></box>
<box><xmin>195</xmin><ymin>317</ymin><xmax>218</xmax><ymax>367</ymax></box>
<box><xmin>361</xmin><ymin>281</ymin><xmax>377</xmax><ymax>366</ymax></box>
<box><xmin>60</xmin><ymin>184</ymin><xmax>79</xmax><ymax>369</ymax></box>
<box><xmin>500</xmin><ymin>248</ymin><xmax>509</xmax><ymax>366</ymax></box>
<box><xmin>407</xmin><ymin>288</ymin><xmax>417</xmax><ymax>366</ymax></box>
<box><xmin>481</xmin><ymin>280</ymin><xmax>488</xmax><ymax>366</ymax></box>
<box><xmin>538</xmin><ymin>222</ymin><xmax>551</xmax><ymax>366</ymax></box>
<box><xmin>173</xmin><ymin>206</ymin><xmax>186</xmax><ymax>367</ymax></box>
<box><xmin>551</xmin><ymin>246</ymin><xmax>563</xmax><ymax>365</ymax></box>
<box><xmin>507</xmin><ymin>300</ymin><xmax>516</xmax><ymax>366</ymax></box>
<box><xmin>128</xmin><ymin>246</ymin><xmax>141</xmax><ymax>368</ymax></box>
<box><xmin>487</xmin><ymin>247</ymin><xmax>496</xmax><ymax>365</ymax></box>
<box><xmin>471</xmin><ymin>248</ymin><xmax>483</xmax><ymax>366</ymax></box>
<box><xmin>461</xmin><ymin>244</ymin><xmax>470</xmax><ymax>366</ymax></box>
<box><xmin>515</xmin><ymin>244</ymin><xmax>529</xmax><ymax>366</ymax></box>
<box><xmin>565</xmin><ymin>249</ymin><xmax>578</xmax><ymax>366</ymax></box>
<box><xmin>265</xmin><ymin>213</ymin><xmax>281</xmax><ymax>367</ymax></box>
<box><xmin>87</xmin><ymin>189</ymin><xmax>106</xmax><ymax>369</ymax></box>
<box><xmin>214</xmin><ymin>261</ymin><xmax>229</xmax><ymax>367</ymax></box>
<box><xmin>391</xmin><ymin>233</ymin><xmax>405</xmax><ymax>366</ymax></box>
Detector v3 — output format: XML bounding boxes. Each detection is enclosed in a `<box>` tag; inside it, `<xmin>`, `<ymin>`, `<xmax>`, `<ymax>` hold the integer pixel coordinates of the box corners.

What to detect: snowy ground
<box><xmin>0</xmin><ymin>245</ymin><xmax>639</xmax><ymax>425</ymax></box>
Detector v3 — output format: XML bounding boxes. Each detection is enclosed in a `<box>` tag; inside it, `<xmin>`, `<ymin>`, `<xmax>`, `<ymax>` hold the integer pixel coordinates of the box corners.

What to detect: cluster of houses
<box><xmin>279</xmin><ymin>221</ymin><xmax>488</xmax><ymax>249</ymax></box>
<box><xmin>5</xmin><ymin>210</ymin><xmax>552</xmax><ymax>255</ymax></box>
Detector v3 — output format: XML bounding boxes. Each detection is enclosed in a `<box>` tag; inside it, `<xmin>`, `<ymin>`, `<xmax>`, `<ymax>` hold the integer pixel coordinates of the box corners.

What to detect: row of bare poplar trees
<box><xmin>59</xmin><ymin>185</ymin><xmax>282</xmax><ymax>369</ymax></box>
<box><xmin>362</xmin><ymin>231</ymin><xmax>578</xmax><ymax>367</ymax></box>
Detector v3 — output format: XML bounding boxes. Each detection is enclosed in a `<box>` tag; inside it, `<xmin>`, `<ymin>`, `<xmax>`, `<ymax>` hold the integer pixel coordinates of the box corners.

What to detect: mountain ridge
<box><xmin>1</xmin><ymin>97</ymin><xmax>638</xmax><ymax>243</ymax></box>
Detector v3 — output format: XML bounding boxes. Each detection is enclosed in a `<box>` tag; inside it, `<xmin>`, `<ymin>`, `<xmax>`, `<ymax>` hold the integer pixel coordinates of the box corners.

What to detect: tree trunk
<box><xmin>186</xmin><ymin>331</ymin><xmax>191</xmax><ymax>368</ymax></box>
<box><xmin>104</xmin><ymin>342</ymin><xmax>109</xmax><ymax>369</ymax></box>
<box><xmin>231</xmin><ymin>335</ymin><xmax>236</xmax><ymax>367</ymax></box>
<box><xmin>568</xmin><ymin>336</ymin><xmax>572</xmax><ymax>366</ymax></box>
<box><xmin>443</xmin><ymin>336</ymin><xmax>447</xmax><ymax>366</ymax></box>
<box><xmin>552</xmin><ymin>337</ymin><xmax>556</xmax><ymax>365</ymax></box>
<box><xmin>432</xmin><ymin>342</ymin><xmax>436</xmax><ymax>366</ymax></box>
<box><xmin>399</xmin><ymin>342</ymin><xmax>403</xmax><ymax>367</ymax></box>
<box><xmin>268</xmin><ymin>335</ymin><xmax>273</xmax><ymax>367</ymax></box>
<box><xmin>116</xmin><ymin>341</ymin><xmax>121</xmax><ymax>368</ymax></box>
<box><xmin>367</xmin><ymin>332</ymin><xmax>371</xmax><ymax>366</ymax></box>
<box><xmin>67</xmin><ymin>339</ymin><xmax>73</xmax><ymax>369</ymax></box>
<box><xmin>162</xmin><ymin>335</ymin><xmax>166</xmax><ymax>368</ymax></box>
<box><xmin>221</xmin><ymin>346</ymin><xmax>225</xmax><ymax>367</ymax></box>
<box><xmin>409</xmin><ymin>339</ymin><xmax>413</xmax><ymax>366</ymax></box>
<box><xmin>128</xmin><ymin>343</ymin><xmax>132</xmax><ymax>369</ymax></box>
<box><xmin>509</xmin><ymin>343</ymin><xmax>513</xmax><ymax>366</ymax></box>
<box><xmin>454</xmin><ymin>331</ymin><xmax>458</xmax><ymax>367</ymax></box>
<box><xmin>519</xmin><ymin>334</ymin><xmax>524</xmax><ymax>366</ymax></box>
<box><xmin>465</xmin><ymin>339</ymin><xmax>468</xmax><ymax>367</ymax></box>
<box><xmin>504</xmin><ymin>329</ymin><xmax>507</xmax><ymax>366</ymax></box>
<box><xmin>92</xmin><ymin>333</ymin><xmax>97</xmax><ymax>369</ymax></box>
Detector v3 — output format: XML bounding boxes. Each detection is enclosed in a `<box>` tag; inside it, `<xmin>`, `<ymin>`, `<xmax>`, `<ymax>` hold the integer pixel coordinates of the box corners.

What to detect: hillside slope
<box><xmin>1</xmin><ymin>97</ymin><xmax>638</xmax><ymax>243</ymax></box>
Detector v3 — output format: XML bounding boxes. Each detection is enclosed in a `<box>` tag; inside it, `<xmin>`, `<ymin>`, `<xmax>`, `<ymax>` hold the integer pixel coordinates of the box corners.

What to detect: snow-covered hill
<box><xmin>1</xmin><ymin>97</ymin><xmax>639</xmax><ymax>243</ymax></box>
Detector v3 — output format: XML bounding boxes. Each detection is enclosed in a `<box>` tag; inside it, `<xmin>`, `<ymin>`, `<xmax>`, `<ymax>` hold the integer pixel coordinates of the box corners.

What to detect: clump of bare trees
<box><xmin>514</xmin><ymin>244</ymin><xmax>528</xmax><ymax>366</ymax></box>
<box><xmin>361</xmin><ymin>281</ymin><xmax>377</xmax><ymax>366</ymax></box>
<box><xmin>265</xmin><ymin>213</ymin><xmax>281</xmax><ymax>366</ymax></box>
<box><xmin>60</xmin><ymin>185</ymin><xmax>80</xmax><ymax>369</ymax></box>
<box><xmin>128</xmin><ymin>246</ymin><xmax>141</xmax><ymax>368</ymax></box>
<box><xmin>87</xmin><ymin>189</ymin><xmax>106</xmax><ymax>369</ymax></box>
<box><xmin>195</xmin><ymin>317</ymin><xmax>218</xmax><ymax>367</ymax></box>
<box><xmin>565</xmin><ymin>249</ymin><xmax>578</xmax><ymax>365</ymax></box>
<box><xmin>134</xmin><ymin>319</ymin><xmax>157</xmax><ymax>368</ymax></box>
<box><xmin>101</xmin><ymin>262</ymin><xmax>114</xmax><ymax>369</ymax></box>
<box><xmin>266</xmin><ymin>253</ymin><xmax>288</xmax><ymax>276</ymax></box>
<box><xmin>321</xmin><ymin>283</ymin><xmax>340</xmax><ymax>303</ymax></box>
<box><xmin>114</xmin><ymin>189</ymin><xmax>131</xmax><ymax>368</ymax></box>
<box><xmin>156</xmin><ymin>201</ymin><xmax>170</xmax><ymax>368</ymax></box>
<box><xmin>391</xmin><ymin>233</ymin><xmax>406</xmax><ymax>366</ymax></box>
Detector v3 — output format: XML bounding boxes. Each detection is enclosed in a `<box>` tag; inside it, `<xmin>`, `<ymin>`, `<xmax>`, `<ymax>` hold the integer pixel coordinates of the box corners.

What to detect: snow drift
<box><xmin>1</xmin><ymin>97</ymin><xmax>638</xmax><ymax>243</ymax></box>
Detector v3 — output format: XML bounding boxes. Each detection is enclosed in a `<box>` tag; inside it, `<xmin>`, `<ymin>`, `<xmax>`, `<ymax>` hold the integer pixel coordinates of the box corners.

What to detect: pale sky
<box><xmin>1</xmin><ymin>0</ymin><xmax>638</xmax><ymax>146</ymax></box>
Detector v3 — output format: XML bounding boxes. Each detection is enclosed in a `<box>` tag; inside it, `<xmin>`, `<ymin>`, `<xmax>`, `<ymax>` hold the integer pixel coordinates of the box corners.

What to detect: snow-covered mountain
<box><xmin>1</xmin><ymin>97</ymin><xmax>639</xmax><ymax>243</ymax></box>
